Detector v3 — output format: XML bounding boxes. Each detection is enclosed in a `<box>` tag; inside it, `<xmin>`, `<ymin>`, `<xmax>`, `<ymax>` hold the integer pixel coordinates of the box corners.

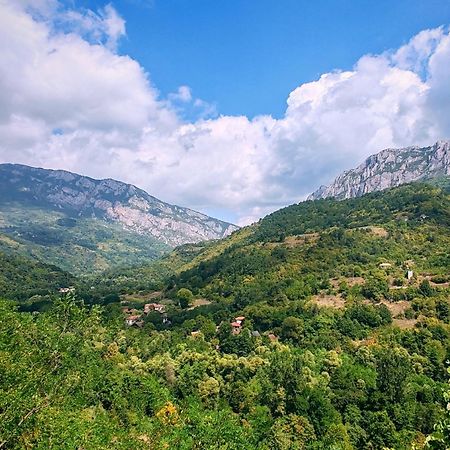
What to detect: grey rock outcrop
<box><xmin>0</xmin><ymin>164</ymin><xmax>238</xmax><ymax>247</ymax></box>
<box><xmin>308</xmin><ymin>141</ymin><xmax>450</xmax><ymax>200</ymax></box>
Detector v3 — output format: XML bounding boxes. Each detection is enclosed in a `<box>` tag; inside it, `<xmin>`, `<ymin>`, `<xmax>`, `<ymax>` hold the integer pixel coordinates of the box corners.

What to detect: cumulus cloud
<box><xmin>168</xmin><ymin>86</ymin><xmax>218</xmax><ymax>120</ymax></box>
<box><xmin>169</xmin><ymin>86</ymin><xmax>193</xmax><ymax>103</ymax></box>
<box><xmin>0</xmin><ymin>0</ymin><xmax>449</xmax><ymax>225</ymax></box>
<box><xmin>59</xmin><ymin>4</ymin><xmax>126</xmax><ymax>50</ymax></box>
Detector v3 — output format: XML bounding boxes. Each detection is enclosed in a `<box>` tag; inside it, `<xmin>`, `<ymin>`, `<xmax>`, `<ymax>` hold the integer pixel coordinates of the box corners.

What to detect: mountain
<box><xmin>97</xmin><ymin>177</ymin><xmax>450</xmax><ymax>298</ymax></box>
<box><xmin>0</xmin><ymin>164</ymin><xmax>238</xmax><ymax>274</ymax></box>
<box><xmin>308</xmin><ymin>140</ymin><xmax>450</xmax><ymax>200</ymax></box>
<box><xmin>162</xmin><ymin>180</ymin><xmax>450</xmax><ymax>301</ymax></box>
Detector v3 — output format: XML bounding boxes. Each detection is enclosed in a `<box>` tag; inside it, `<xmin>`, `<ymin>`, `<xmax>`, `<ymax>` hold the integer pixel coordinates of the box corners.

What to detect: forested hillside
<box><xmin>1</xmin><ymin>180</ymin><xmax>449</xmax><ymax>449</ymax></box>
<box><xmin>0</xmin><ymin>250</ymin><xmax>75</xmax><ymax>304</ymax></box>
<box><xmin>0</xmin><ymin>205</ymin><xmax>170</xmax><ymax>275</ymax></box>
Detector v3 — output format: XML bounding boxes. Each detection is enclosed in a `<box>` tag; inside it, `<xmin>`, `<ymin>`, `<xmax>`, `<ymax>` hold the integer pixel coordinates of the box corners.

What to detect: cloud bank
<box><xmin>1</xmin><ymin>1</ymin><xmax>450</xmax><ymax>224</ymax></box>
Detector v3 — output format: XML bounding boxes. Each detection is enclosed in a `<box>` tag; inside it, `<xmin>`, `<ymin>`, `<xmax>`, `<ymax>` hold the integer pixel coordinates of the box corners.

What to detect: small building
<box><xmin>125</xmin><ymin>315</ymin><xmax>142</xmax><ymax>327</ymax></box>
<box><xmin>267</xmin><ymin>333</ymin><xmax>278</xmax><ymax>342</ymax></box>
<box><xmin>379</xmin><ymin>263</ymin><xmax>392</xmax><ymax>269</ymax></box>
<box><xmin>251</xmin><ymin>330</ymin><xmax>261</xmax><ymax>338</ymax></box>
<box><xmin>407</xmin><ymin>270</ymin><xmax>414</xmax><ymax>280</ymax></box>
<box><xmin>231</xmin><ymin>321</ymin><xmax>242</xmax><ymax>335</ymax></box>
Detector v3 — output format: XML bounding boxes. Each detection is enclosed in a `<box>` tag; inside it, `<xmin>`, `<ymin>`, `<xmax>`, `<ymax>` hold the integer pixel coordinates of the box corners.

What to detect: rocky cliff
<box><xmin>308</xmin><ymin>141</ymin><xmax>450</xmax><ymax>200</ymax></box>
<box><xmin>0</xmin><ymin>164</ymin><xmax>238</xmax><ymax>247</ymax></box>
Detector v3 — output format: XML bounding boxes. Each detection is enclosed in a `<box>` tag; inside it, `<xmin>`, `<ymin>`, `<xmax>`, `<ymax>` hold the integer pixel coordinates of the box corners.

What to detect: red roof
<box><xmin>231</xmin><ymin>322</ymin><xmax>241</xmax><ymax>327</ymax></box>
<box><xmin>235</xmin><ymin>316</ymin><xmax>245</xmax><ymax>321</ymax></box>
<box><xmin>127</xmin><ymin>315</ymin><xmax>141</xmax><ymax>321</ymax></box>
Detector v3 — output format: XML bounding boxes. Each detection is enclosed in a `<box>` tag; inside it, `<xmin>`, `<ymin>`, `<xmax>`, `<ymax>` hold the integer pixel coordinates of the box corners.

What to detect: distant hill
<box><xmin>0</xmin><ymin>164</ymin><xmax>238</xmax><ymax>274</ymax></box>
<box><xmin>149</xmin><ymin>181</ymin><xmax>450</xmax><ymax>310</ymax></box>
<box><xmin>100</xmin><ymin>179</ymin><xmax>450</xmax><ymax>301</ymax></box>
<box><xmin>308</xmin><ymin>140</ymin><xmax>450</xmax><ymax>200</ymax></box>
<box><xmin>0</xmin><ymin>250</ymin><xmax>76</xmax><ymax>302</ymax></box>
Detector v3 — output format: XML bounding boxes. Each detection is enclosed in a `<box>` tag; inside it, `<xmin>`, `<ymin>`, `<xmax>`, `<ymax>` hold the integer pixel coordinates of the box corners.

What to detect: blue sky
<box><xmin>1</xmin><ymin>1</ymin><xmax>450</xmax><ymax>224</ymax></box>
<box><xmin>71</xmin><ymin>0</ymin><xmax>450</xmax><ymax>118</ymax></box>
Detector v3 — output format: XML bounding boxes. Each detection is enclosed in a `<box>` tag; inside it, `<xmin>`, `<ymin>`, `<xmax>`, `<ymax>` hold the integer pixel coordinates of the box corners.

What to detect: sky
<box><xmin>1</xmin><ymin>0</ymin><xmax>450</xmax><ymax>225</ymax></box>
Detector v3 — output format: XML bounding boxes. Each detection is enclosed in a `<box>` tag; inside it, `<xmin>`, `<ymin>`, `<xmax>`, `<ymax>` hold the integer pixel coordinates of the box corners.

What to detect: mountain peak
<box><xmin>308</xmin><ymin>140</ymin><xmax>450</xmax><ymax>200</ymax></box>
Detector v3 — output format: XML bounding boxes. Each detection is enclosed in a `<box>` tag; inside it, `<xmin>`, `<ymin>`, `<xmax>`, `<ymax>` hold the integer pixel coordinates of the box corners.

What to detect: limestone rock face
<box><xmin>0</xmin><ymin>164</ymin><xmax>238</xmax><ymax>247</ymax></box>
<box><xmin>308</xmin><ymin>141</ymin><xmax>450</xmax><ymax>200</ymax></box>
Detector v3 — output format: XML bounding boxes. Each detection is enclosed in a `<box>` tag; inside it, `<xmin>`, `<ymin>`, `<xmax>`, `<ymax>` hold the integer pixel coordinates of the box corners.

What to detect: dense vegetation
<box><xmin>0</xmin><ymin>251</ymin><xmax>75</xmax><ymax>304</ymax></box>
<box><xmin>0</xmin><ymin>204</ymin><xmax>169</xmax><ymax>275</ymax></box>
<box><xmin>1</xmin><ymin>180</ymin><xmax>449</xmax><ymax>448</ymax></box>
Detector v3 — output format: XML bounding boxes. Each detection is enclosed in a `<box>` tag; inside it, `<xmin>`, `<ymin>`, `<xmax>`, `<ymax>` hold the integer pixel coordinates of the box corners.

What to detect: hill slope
<box><xmin>0</xmin><ymin>250</ymin><xmax>76</xmax><ymax>302</ymax></box>
<box><xmin>101</xmin><ymin>179</ymin><xmax>450</xmax><ymax>304</ymax></box>
<box><xmin>154</xmin><ymin>180</ymin><xmax>450</xmax><ymax>320</ymax></box>
<box><xmin>308</xmin><ymin>140</ymin><xmax>450</xmax><ymax>200</ymax></box>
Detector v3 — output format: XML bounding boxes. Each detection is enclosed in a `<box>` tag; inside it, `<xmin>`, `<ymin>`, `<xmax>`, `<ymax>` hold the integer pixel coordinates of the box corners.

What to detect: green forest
<box><xmin>1</xmin><ymin>181</ymin><xmax>450</xmax><ymax>449</ymax></box>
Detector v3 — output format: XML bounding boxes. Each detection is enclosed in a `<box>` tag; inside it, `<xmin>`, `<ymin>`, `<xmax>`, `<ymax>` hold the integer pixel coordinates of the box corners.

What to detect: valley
<box><xmin>1</xmin><ymin>160</ymin><xmax>449</xmax><ymax>449</ymax></box>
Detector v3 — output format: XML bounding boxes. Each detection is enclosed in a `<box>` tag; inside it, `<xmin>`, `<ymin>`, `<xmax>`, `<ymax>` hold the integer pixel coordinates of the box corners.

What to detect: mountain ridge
<box><xmin>308</xmin><ymin>140</ymin><xmax>450</xmax><ymax>200</ymax></box>
<box><xmin>0</xmin><ymin>163</ymin><xmax>238</xmax><ymax>247</ymax></box>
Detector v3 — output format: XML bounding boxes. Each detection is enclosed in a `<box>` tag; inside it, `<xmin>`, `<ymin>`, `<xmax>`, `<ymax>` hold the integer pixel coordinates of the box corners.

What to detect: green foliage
<box><xmin>0</xmin><ymin>250</ymin><xmax>76</xmax><ymax>302</ymax></box>
<box><xmin>0</xmin><ymin>204</ymin><xmax>169</xmax><ymax>275</ymax></box>
<box><xmin>0</xmin><ymin>181</ymin><xmax>449</xmax><ymax>448</ymax></box>
<box><xmin>176</xmin><ymin>288</ymin><xmax>194</xmax><ymax>308</ymax></box>
<box><xmin>426</xmin><ymin>367</ymin><xmax>450</xmax><ymax>449</ymax></box>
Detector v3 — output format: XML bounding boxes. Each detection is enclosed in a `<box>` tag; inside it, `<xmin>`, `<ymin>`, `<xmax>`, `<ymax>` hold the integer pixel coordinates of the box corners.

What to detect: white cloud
<box><xmin>169</xmin><ymin>86</ymin><xmax>192</xmax><ymax>103</ymax></box>
<box><xmin>168</xmin><ymin>86</ymin><xmax>218</xmax><ymax>120</ymax></box>
<box><xmin>393</xmin><ymin>27</ymin><xmax>444</xmax><ymax>74</ymax></box>
<box><xmin>0</xmin><ymin>1</ymin><xmax>449</xmax><ymax>225</ymax></box>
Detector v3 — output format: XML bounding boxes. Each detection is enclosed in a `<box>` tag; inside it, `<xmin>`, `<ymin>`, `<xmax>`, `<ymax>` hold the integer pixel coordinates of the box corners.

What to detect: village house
<box><xmin>125</xmin><ymin>315</ymin><xmax>143</xmax><ymax>327</ymax></box>
<box><xmin>407</xmin><ymin>270</ymin><xmax>414</xmax><ymax>280</ymax></box>
<box><xmin>379</xmin><ymin>263</ymin><xmax>392</xmax><ymax>269</ymax></box>
<box><xmin>230</xmin><ymin>316</ymin><xmax>246</xmax><ymax>335</ymax></box>
<box><xmin>231</xmin><ymin>322</ymin><xmax>241</xmax><ymax>335</ymax></box>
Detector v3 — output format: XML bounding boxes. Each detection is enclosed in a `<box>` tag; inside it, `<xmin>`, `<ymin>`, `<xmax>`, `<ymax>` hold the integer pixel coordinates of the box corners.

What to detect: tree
<box><xmin>280</xmin><ymin>316</ymin><xmax>304</xmax><ymax>343</ymax></box>
<box><xmin>176</xmin><ymin>288</ymin><xmax>194</xmax><ymax>308</ymax></box>
<box><xmin>268</xmin><ymin>414</ymin><xmax>316</xmax><ymax>450</ymax></box>
<box><xmin>426</xmin><ymin>367</ymin><xmax>450</xmax><ymax>449</ymax></box>
<box><xmin>364</xmin><ymin>411</ymin><xmax>397</xmax><ymax>449</ymax></box>
<box><xmin>419</xmin><ymin>279</ymin><xmax>434</xmax><ymax>297</ymax></box>
<box><xmin>362</xmin><ymin>276</ymin><xmax>389</xmax><ymax>301</ymax></box>
<box><xmin>376</xmin><ymin>347</ymin><xmax>411</xmax><ymax>404</ymax></box>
